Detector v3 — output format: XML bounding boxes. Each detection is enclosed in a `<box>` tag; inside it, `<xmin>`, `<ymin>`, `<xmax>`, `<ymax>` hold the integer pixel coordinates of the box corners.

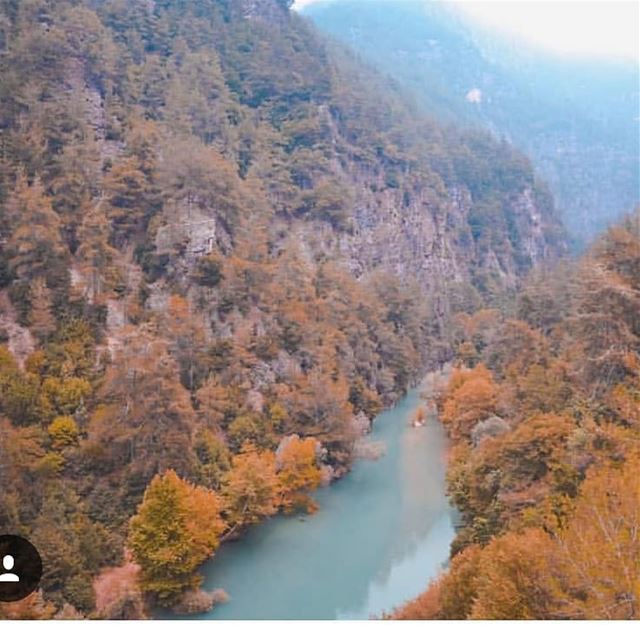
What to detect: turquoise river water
<box><xmin>168</xmin><ymin>385</ymin><xmax>456</xmax><ymax>620</ymax></box>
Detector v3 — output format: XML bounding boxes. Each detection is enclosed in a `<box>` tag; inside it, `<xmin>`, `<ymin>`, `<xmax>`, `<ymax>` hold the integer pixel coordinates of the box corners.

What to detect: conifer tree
<box><xmin>5</xmin><ymin>172</ymin><xmax>65</xmax><ymax>282</ymax></box>
<box><xmin>29</xmin><ymin>277</ymin><xmax>56</xmax><ymax>342</ymax></box>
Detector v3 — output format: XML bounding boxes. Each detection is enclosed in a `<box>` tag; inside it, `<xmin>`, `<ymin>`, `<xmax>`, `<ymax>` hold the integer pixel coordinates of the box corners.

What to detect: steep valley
<box><xmin>0</xmin><ymin>0</ymin><xmax>570</xmax><ymax>619</ymax></box>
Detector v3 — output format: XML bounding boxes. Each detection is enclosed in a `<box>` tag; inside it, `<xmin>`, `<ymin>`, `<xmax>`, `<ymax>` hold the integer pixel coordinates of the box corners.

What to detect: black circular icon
<box><xmin>0</xmin><ymin>535</ymin><xmax>43</xmax><ymax>602</ymax></box>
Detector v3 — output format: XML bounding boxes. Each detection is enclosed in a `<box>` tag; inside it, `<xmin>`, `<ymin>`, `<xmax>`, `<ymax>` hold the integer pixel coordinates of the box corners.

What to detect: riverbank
<box><xmin>160</xmin><ymin>381</ymin><xmax>456</xmax><ymax>620</ymax></box>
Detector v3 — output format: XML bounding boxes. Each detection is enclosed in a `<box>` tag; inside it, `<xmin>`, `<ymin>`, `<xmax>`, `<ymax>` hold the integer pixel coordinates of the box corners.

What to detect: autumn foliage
<box><xmin>276</xmin><ymin>435</ymin><xmax>323</xmax><ymax>513</ymax></box>
<box><xmin>0</xmin><ymin>0</ymin><xmax>635</xmax><ymax>621</ymax></box>
<box><xmin>397</xmin><ymin>219</ymin><xmax>640</xmax><ymax>620</ymax></box>
<box><xmin>128</xmin><ymin>471</ymin><xmax>224</xmax><ymax>605</ymax></box>
<box><xmin>441</xmin><ymin>364</ymin><xmax>498</xmax><ymax>440</ymax></box>
<box><xmin>127</xmin><ymin>433</ymin><xmax>323</xmax><ymax>607</ymax></box>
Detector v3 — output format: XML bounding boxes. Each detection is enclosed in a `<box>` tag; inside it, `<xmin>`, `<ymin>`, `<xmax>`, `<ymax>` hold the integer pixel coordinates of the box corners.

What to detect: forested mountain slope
<box><xmin>394</xmin><ymin>215</ymin><xmax>640</xmax><ymax>620</ymax></box>
<box><xmin>0</xmin><ymin>0</ymin><xmax>563</xmax><ymax>618</ymax></box>
<box><xmin>303</xmin><ymin>0</ymin><xmax>639</xmax><ymax>249</ymax></box>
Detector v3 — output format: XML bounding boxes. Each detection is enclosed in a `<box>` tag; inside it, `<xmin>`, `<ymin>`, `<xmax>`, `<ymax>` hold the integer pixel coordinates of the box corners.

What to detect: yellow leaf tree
<box><xmin>128</xmin><ymin>470</ymin><xmax>224</xmax><ymax>606</ymax></box>
<box><xmin>276</xmin><ymin>435</ymin><xmax>322</xmax><ymax>513</ymax></box>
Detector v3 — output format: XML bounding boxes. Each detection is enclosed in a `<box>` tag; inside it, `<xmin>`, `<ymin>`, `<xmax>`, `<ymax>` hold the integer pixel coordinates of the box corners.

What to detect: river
<box><xmin>171</xmin><ymin>383</ymin><xmax>456</xmax><ymax>620</ymax></box>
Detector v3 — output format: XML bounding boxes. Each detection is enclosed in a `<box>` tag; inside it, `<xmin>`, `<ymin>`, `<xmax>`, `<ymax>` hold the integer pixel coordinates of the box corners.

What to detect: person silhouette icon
<box><xmin>0</xmin><ymin>536</ymin><xmax>41</xmax><ymax>602</ymax></box>
<box><xmin>0</xmin><ymin>555</ymin><xmax>19</xmax><ymax>582</ymax></box>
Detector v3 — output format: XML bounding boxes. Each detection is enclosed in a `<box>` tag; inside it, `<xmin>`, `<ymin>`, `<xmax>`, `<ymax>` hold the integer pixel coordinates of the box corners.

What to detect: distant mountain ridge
<box><xmin>302</xmin><ymin>0</ymin><xmax>640</xmax><ymax>248</ymax></box>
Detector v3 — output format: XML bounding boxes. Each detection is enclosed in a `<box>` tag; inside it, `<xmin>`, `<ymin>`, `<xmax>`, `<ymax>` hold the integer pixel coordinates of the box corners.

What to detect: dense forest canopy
<box><xmin>394</xmin><ymin>215</ymin><xmax>640</xmax><ymax>620</ymax></box>
<box><xmin>0</xmin><ymin>0</ymin><xmax>610</xmax><ymax>621</ymax></box>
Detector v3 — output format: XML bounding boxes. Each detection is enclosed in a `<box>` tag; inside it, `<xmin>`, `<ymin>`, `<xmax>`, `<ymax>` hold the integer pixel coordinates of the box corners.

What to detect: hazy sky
<box><xmin>293</xmin><ymin>0</ymin><xmax>639</xmax><ymax>62</ymax></box>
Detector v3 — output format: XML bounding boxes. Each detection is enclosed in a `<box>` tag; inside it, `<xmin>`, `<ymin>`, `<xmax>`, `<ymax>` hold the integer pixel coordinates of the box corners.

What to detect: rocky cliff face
<box><xmin>151</xmin><ymin>108</ymin><xmax>564</xmax><ymax>345</ymax></box>
<box><xmin>0</xmin><ymin>0</ymin><xmax>566</xmax><ymax>372</ymax></box>
<box><xmin>302</xmin><ymin>164</ymin><xmax>557</xmax><ymax>292</ymax></box>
